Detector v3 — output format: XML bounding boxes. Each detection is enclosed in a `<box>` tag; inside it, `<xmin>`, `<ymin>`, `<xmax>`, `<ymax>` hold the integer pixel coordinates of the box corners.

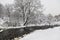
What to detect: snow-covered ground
<box><xmin>20</xmin><ymin>27</ymin><xmax>60</xmax><ymax>40</ymax></box>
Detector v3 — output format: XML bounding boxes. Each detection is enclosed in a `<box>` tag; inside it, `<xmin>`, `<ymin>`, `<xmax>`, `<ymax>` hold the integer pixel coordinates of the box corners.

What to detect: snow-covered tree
<box><xmin>54</xmin><ymin>15</ymin><xmax>60</xmax><ymax>21</ymax></box>
<box><xmin>47</xmin><ymin>14</ymin><xmax>54</xmax><ymax>25</ymax></box>
<box><xmin>0</xmin><ymin>3</ymin><xmax>4</xmax><ymax>18</ymax></box>
<box><xmin>14</xmin><ymin>0</ymin><xmax>43</xmax><ymax>26</ymax></box>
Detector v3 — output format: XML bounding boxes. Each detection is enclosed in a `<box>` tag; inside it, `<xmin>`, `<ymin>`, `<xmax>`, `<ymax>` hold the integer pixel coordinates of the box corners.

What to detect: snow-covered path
<box><xmin>20</xmin><ymin>27</ymin><xmax>60</xmax><ymax>40</ymax></box>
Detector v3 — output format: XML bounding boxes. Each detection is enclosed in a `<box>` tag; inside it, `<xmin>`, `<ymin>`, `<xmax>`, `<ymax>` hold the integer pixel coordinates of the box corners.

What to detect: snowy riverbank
<box><xmin>20</xmin><ymin>27</ymin><xmax>60</xmax><ymax>40</ymax></box>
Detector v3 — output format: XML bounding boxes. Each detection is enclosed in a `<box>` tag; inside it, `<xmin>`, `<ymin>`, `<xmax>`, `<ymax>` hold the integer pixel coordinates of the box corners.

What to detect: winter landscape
<box><xmin>0</xmin><ymin>0</ymin><xmax>60</xmax><ymax>40</ymax></box>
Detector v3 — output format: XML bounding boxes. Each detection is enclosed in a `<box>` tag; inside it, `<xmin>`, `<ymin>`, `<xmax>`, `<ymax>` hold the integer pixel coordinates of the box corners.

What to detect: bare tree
<box><xmin>47</xmin><ymin>14</ymin><xmax>54</xmax><ymax>25</ymax></box>
<box><xmin>0</xmin><ymin>3</ymin><xmax>4</xmax><ymax>18</ymax></box>
<box><xmin>54</xmin><ymin>15</ymin><xmax>60</xmax><ymax>21</ymax></box>
<box><xmin>14</xmin><ymin>0</ymin><xmax>43</xmax><ymax>26</ymax></box>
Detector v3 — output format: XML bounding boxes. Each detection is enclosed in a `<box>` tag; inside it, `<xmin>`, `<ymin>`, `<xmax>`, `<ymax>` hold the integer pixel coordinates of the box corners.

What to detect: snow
<box><xmin>0</xmin><ymin>30</ymin><xmax>3</xmax><ymax>32</ymax></box>
<box><xmin>20</xmin><ymin>27</ymin><xmax>60</xmax><ymax>40</ymax></box>
<box><xmin>0</xmin><ymin>18</ymin><xmax>5</xmax><ymax>25</ymax></box>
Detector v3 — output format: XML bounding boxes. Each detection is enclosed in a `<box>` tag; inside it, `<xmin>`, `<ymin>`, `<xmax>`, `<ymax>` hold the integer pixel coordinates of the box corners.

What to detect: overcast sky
<box><xmin>0</xmin><ymin>0</ymin><xmax>60</xmax><ymax>16</ymax></box>
<box><xmin>41</xmin><ymin>0</ymin><xmax>60</xmax><ymax>16</ymax></box>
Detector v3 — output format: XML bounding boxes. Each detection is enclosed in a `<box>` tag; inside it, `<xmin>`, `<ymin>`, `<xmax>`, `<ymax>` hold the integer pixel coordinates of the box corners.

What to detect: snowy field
<box><xmin>20</xmin><ymin>27</ymin><xmax>60</xmax><ymax>40</ymax></box>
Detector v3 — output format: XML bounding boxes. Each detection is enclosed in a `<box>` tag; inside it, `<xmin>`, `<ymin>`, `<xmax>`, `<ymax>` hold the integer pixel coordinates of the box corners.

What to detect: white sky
<box><xmin>0</xmin><ymin>0</ymin><xmax>14</xmax><ymax>5</ymax></box>
<box><xmin>0</xmin><ymin>0</ymin><xmax>60</xmax><ymax>16</ymax></box>
<box><xmin>41</xmin><ymin>0</ymin><xmax>60</xmax><ymax>16</ymax></box>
